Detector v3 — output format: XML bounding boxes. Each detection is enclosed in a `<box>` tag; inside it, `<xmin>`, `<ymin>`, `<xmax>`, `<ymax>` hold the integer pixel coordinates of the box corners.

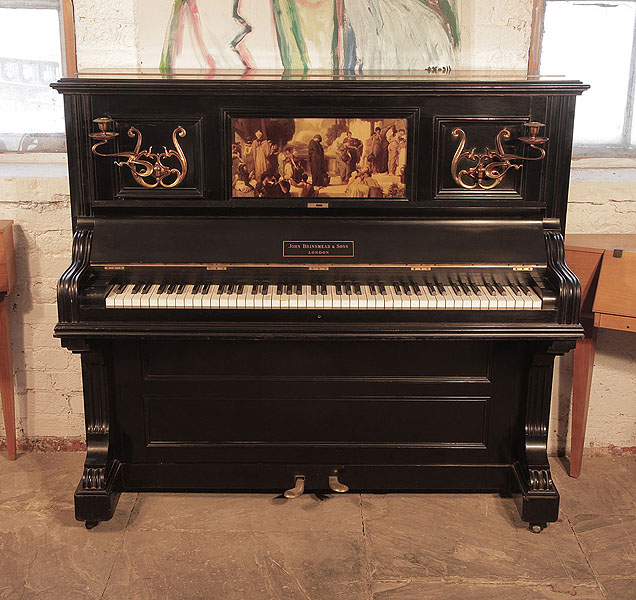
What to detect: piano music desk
<box><xmin>565</xmin><ymin>234</ymin><xmax>636</xmax><ymax>477</ymax></box>
<box><xmin>0</xmin><ymin>220</ymin><xmax>16</xmax><ymax>460</ymax></box>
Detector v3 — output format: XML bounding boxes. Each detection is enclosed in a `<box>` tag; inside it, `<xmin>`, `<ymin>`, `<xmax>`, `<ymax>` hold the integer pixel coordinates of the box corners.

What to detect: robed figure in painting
<box><xmin>247</xmin><ymin>130</ymin><xmax>273</xmax><ymax>180</ymax></box>
<box><xmin>308</xmin><ymin>135</ymin><xmax>329</xmax><ymax>187</ymax></box>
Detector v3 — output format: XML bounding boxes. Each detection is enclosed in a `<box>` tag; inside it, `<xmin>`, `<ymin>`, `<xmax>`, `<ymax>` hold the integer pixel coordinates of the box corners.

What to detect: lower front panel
<box><xmin>110</xmin><ymin>338</ymin><xmax>526</xmax><ymax>473</ymax></box>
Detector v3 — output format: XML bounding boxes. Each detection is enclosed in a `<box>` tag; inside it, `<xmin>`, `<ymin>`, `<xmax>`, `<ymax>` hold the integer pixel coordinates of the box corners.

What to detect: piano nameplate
<box><xmin>283</xmin><ymin>241</ymin><xmax>354</xmax><ymax>257</ymax></box>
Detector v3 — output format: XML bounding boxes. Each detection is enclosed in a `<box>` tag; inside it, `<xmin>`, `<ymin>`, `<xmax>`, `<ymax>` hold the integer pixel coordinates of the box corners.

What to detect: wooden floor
<box><xmin>0</xmin><ymin>452</ymin><xmax>634</xmax><ymax>599</ymax></box>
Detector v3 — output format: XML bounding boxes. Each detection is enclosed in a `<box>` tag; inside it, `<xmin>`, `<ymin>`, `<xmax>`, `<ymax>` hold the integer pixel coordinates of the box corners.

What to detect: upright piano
<box><xmin>52</xmin><ymin>71</ymin><xmax>587</xmax><ymax>532</ymax></box>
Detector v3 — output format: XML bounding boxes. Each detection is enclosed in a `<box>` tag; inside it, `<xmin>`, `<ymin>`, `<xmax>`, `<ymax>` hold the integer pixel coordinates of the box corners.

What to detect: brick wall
<box><xmin>0</xmin><ymin>172</ymin><xmax>84</xmax><ymax>446</ymax></box>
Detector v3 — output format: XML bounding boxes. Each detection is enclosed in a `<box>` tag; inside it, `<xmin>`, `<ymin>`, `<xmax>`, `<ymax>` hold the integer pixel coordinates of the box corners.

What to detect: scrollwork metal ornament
<box><xmin>89</xmin><ymin>117</ymin><xmax>188</xmax><ymax>189</ymax></box>
<box><xmin>450</xmin><ymin>122</ymin><xmax>548</xmax><ymax>190</ymax></box>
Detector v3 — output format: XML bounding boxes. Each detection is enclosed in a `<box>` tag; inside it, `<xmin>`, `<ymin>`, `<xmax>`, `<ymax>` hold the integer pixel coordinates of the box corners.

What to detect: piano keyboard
<box><xmin>105</xmin><ymin>282</ymin><xmax>543</xmax><ymax>310</ymax></box>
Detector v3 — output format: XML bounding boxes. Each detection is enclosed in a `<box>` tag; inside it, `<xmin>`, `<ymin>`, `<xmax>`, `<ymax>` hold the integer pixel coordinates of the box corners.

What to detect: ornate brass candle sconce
<box><xmin>450</xmin><ymin>122</ymin><xmax>548</xmax><ymax>190</ymax></box>
<box><xmin>89</xmin><ymin>118</ymin><xmax>188</xmax><ymax>189</ymax></box>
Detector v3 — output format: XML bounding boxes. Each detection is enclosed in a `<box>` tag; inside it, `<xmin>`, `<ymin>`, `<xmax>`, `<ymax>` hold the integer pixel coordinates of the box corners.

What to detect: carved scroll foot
<box><xmin>72</xmin><ymin>343</ymin><xmax>123</xmax><ymax>525</ymax></box>
<box><xmin>74</xmin><ymin>459</ymin><xmax>122</xmax><ymax>525</ymax></box>
<box><xmin>512</xmin><ymin>341</ymin><xmax>574</xmax><ymax>527</ymax></box>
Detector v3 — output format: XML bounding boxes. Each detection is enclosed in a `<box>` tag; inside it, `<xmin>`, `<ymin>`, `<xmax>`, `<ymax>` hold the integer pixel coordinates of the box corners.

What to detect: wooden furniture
<box><xmin>565</xmin><ymin>234</ymin><xmax>636</xmax><ymax>477</ymax></box>
<box><xmin>52</xmin><ymin>72</ymin><xmax>587</xmax><ymax>531</ymax></box>
<box><xmin>0</xmin><ymin>220</ymin><xmax>16</xmax><ymax>460</ymax></box>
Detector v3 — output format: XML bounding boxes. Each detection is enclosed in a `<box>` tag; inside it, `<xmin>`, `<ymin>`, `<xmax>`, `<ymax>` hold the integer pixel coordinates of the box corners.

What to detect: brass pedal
<box><xmin>283</xmin><ymin>475</ymin><xmax>305</xmax><ymax>499</ymax></box>
<box><xmin>328</xmin><ymin>472</ymin><xmax>349</xmax><ymax>493</ymax></box>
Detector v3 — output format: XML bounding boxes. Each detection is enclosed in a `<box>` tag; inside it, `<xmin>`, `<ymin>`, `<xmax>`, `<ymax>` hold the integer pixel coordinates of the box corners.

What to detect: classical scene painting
<box><xmin>137</xmin><ymin>0</ymin><xmax>460</xmax><ymax>73</ymax></box>
<box><xmin>231</xmin><ymin>118</ymin><xmax>408</xmax><ymax>199</ymax></box>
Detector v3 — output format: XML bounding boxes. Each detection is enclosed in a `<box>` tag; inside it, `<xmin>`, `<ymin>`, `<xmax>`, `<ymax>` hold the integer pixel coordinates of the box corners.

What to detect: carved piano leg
<box><xmin>70</xmin><ymin>342</ymin><xmax>122</xmax><ymax>527</ymax></box>
<box><xmin>513</xmin><ymin>341</ymin><xmax>575</xmax><ymax>530</ymax></box>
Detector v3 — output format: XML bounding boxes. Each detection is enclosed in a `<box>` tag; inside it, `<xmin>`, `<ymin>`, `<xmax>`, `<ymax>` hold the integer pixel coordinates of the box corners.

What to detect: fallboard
<box><xmin>89</xmin><ymin>217</ymin><xmax>547</xmax><ymax>267</ymax></box>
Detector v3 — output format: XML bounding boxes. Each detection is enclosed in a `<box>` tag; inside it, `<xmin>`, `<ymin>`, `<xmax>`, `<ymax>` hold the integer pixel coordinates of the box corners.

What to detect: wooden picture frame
<box><xmin>61</xmin><ymin>0</ymin><xmax>77</xmax><ymax>76</ymax></box>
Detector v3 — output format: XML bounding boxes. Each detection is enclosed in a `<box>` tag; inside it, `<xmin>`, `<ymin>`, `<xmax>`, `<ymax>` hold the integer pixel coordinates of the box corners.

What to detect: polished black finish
<box><xmin>53</xmin><ymin>73</ymin><xmax>586</xmax><ymax>530</ymax></box>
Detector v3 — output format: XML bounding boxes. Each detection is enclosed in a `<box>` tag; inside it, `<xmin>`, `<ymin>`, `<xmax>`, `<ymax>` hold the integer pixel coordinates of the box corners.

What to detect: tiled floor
<box><xmin>0</xmin><ymin>453</ymin><xmax>635</xmax><ymax>599</ymax></box>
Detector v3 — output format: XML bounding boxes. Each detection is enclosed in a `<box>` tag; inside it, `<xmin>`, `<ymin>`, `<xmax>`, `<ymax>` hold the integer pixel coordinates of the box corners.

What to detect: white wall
<box><xmin>0</xmin><ymin>0</ymin><xmax>634</xmax><ymax>454</ymax></box>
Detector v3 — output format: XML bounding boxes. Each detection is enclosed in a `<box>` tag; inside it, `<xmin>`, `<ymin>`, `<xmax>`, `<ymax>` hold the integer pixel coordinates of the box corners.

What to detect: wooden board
<box><xmin>0</xmin><ymin>221</ymin><xmax>15</xmax><ymax>294</ymax></box>
<box><xmin>592</xmin><ymin>249</ymin><xmax>636</xmax><ymax>320</ymax></box>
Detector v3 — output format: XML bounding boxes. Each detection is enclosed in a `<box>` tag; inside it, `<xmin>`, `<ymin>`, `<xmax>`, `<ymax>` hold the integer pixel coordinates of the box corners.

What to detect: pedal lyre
<box><xmin>328</xmin><ymin>472</ymin><xmax>349</xmax><ymax>493</ymax></box>
<box><xmin>283</xmin><ymin>475</ymin><xmax>305</xmax><ymax>499</ymax></box>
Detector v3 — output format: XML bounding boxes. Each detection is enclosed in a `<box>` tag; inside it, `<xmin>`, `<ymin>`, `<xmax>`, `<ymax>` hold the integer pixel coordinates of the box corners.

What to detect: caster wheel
<box><xmin>85</xmin><ymin>521</ymin><xmax>99</xmax><ymax>530</ymax></box>
<box><xmin>529</xmin><ymin>523</ymin><xmax>546</xmax><ymax>534</ymax></box>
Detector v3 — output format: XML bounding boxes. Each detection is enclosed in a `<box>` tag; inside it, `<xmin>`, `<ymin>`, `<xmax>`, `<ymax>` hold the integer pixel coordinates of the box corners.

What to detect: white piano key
<box><xmin>463</xmin><ymin>285</ymin><xmax>481</xmax><ymax>310</ymax></box>
<box><xmin>235</xmin><ymin>286</ymin><xmax>248</xmax><ymax>309</ymax></box>
<box><xmin>305</xmin><ymin>286</ymin><xmax>316</xmax><ymax>309</ymax></box>
<box><xmin>288</xmin><ymin>286</ymin><xmax>299</xmax><ymax>309</ymax></box>
<box><xmin>190</xmin><ymin>286</ymin><xmax>204</xmax><ymax>309</ymax></box>
<box><xmin>262</xmin><ymin>285</ymin><xmax>273</xmax><ymax>309</ymax></box>
<box><xmin>117</xmin><ymin>284</ymin><xmax>133</xmax><ymax>308</ymax></box>
<box><xmin>130</xmin><ymin>285</ymin><xmax>145</xmax><ymax>308</ymax></box>
<box><xmin>177</xmin><ymin>284</ymin><xmax>194</xmax><ymax>308</ymax></box>
<box><xmin>508</xmin><ymin>286</ymin><xmax>525</xmax><ymax>310</ymax></box>
<box><xmin>349</xmin><ymin>286</ymin><xmax>359</xmax><ymax>309</ymax></box>
<box><xmin>424</xmin><ymin>286</ymin><xmax>441</xmax><ymax>310</ymax></box>
<box><xmin>499</xmin><ymin>286</ymin><xmax>516</xmax><ymax>309</ymax></box>
<box><xmin>203</xmin><ymin>286</ymin><xmax>217</xmax><ymax>309</ymax></box>
<box><xmin>105</xmin><ymin>285</ymin><xmax>119</xmax><ymax>308</ymax></box>
<box><xmin>527</xmin><ymin>286</ymin><xmax>543</xmax><ymax>309</ymax></box>
<box><xmin>139</xmin><ymin>284</ymin><xmax>156</xmax><ymax>308</ymax></box>
<box><xmin>271</xmin><ymin>288</ymin><xmax>282</xmax><ymax>309</ymax></box>
<box><xmin>446</xmin><ymin>285</ymin><xmax>462</xmax><ymax>309</ymax></box>
<box><xmin>297</xmin><ymin>286</ymin><xmax>308</xmax><ymax>309</ymax></box>
<box><xmin>381</xmin><ymin>286</ymin><xmax>394</xmax><ymax>309</ymax></box>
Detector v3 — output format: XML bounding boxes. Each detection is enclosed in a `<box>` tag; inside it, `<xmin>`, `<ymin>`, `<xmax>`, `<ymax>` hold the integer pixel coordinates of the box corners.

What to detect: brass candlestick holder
<box><xmin>89</xmin><ymin>117</ymin><xmax>187</xmax><ymax>189</ymax></box>
<box><xmin>451</xmin><ymin>122</ymin><xmax>548</xmax><ymax>190</ymax></box>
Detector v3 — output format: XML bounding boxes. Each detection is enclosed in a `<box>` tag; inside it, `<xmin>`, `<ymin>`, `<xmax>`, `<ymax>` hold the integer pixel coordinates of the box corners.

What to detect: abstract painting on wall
<box><xmin>136</xmin><ymin>0</ymin><xmax>460</xmax><ymax>74</ymax></box>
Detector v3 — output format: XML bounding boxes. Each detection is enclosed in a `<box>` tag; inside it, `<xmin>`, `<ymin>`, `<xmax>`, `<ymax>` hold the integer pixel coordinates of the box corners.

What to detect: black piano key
<box><xmin>508</xmin><ymin>282</ymin><xmax>520</xmax><ymax>295</ymax></box>
<box><xmin>469</xmin><ymin>281</ymin><xmax>481</xmax><ymax>295</ymax></box>
<box><xmin>378</xmin><ymin>283</ymin><xmax>387</xmax><ymax>295</ymax></box>
<box><xmin>426</xmin><ymin>282</ymin><xmax>437</xmax><ymax>295</ymax></box>
<box><xmin>262</xmin><ymin>283</ymin><xmax>269</xmax><ymax>294</ymax></box>
<box><xmin>494</xmin><ymin>282</ymin><xmax>505</xmax><ymax>295</ymax></box>
<box><xmin>141</xmin><ymin>283</ymin><xmax>152</xmax><ymax>294</ymax></box>
<box><xmin>201</xmin><ymin>284</ymin><xmax>210</xmax><ymax>294</ymax></box>
<box><xmin>115</xmin><ymin>284</ymin><xmax>127</xmax><ymax>294</ymax></box>
<box><xmin>335</xmin><ymin>283</ymin><xmax>342</xmax><ymax>295</ymax></box>
<box><xmin>392</xmin><ymin>283</ymin><xmax>402</xmax><ymax>295</ymax></box>
<box><xmin>435</xmin><ymin>281</ymin><xmax>445</xmax><ymax>295</ymax></box>
<box><xmin>401</xmin><ymin>283</ymin><xmax>411</xmax><ymax>295</ymax></box>
<box><xmin>157</xmin><ymin>284</ymin><xmax>168</xmax><ymax>294</ymax></box>
<box><xmin>368</xmin><ymin>282</ymin><xmax>377</xmax><ymax>295</ymax></box>
<box><xmin>345</xmin><ymin>282</ymin><xmax>352</xmax><ymax>295</ymax></box>
<box><xmin>277</xmin><ymin>283</ymin><xmax>283</xmax><ymax>295</ymax></box>
<box><xmin>451</xmin><ymin>282</ymin><xmax>461</xmax><ymax>295</ymax></box>
<box><xmin>132</xmin><ymin>283</ymin><xmax>143</xmax><ymax>294</ymax></box>
<box><xmin>295</xmin><ymin>283</ymin><xmax>302</xmax><ymax>295</ymax></box>
<box><xmin>176</xmin><ymin>284</ymin><xmax>186</xmax><ymax>294</ymax></box>
<box><xmin>251</xmin><ymin>284</ymin><xmax>258</xmax><ymax>295</ymax></box>
<box><xmin>320</xmin><ymin>283</ymin><xmax>327</xmax><ymax>295</ymax></box>
<box><xmin>411</xmin><ymin>281</ymin><xmax>422</xmax><ymax>295</ymax></box>
<box><xmin>227</xmin><ymin>283</ymin><xmax>235</xmax><ymax>294</ymax></box>
<box><xmin>485</xmin><ymin>282</ymin><xmax>496</xmax><ymax>296</ymax></box>
<box><xmin>460</xmin><ymin>282</ymin><xmax>471</xmax><ymax>295</ymax></box>
<box><xmin>167</xmin><ymin>284</ymin><xmax>177</xmax><ymax>294</ymax></box>
<box><xmin>285</xmin><ymin>283</ymin><xmax>293</xmax><ymax>295</ymax></box>
<box><xmin>354</xmin><ymin>283</ymin><xmax>362</xmax><ymax>295</ymax></box>
<box><xmin>518</xmin><ymin>282</ymin><xmax>529</xmax><ymax>294</ymax></box>
<box><xmin>311</xmin><ymin>283</ymin><xmax>317</xmax><ymax>295</ymax></box>
<box><xmin>192</xmin><ymin>283</ymin><xmax>201</xmax><ymax>294</ymax></box>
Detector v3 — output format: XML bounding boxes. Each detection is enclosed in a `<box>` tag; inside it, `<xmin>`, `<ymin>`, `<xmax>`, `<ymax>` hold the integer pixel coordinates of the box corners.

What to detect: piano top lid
<box><xmin>52</xmin><ymin>69</ymin><xmax>589</xmax><ymax>95</ymax></box>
